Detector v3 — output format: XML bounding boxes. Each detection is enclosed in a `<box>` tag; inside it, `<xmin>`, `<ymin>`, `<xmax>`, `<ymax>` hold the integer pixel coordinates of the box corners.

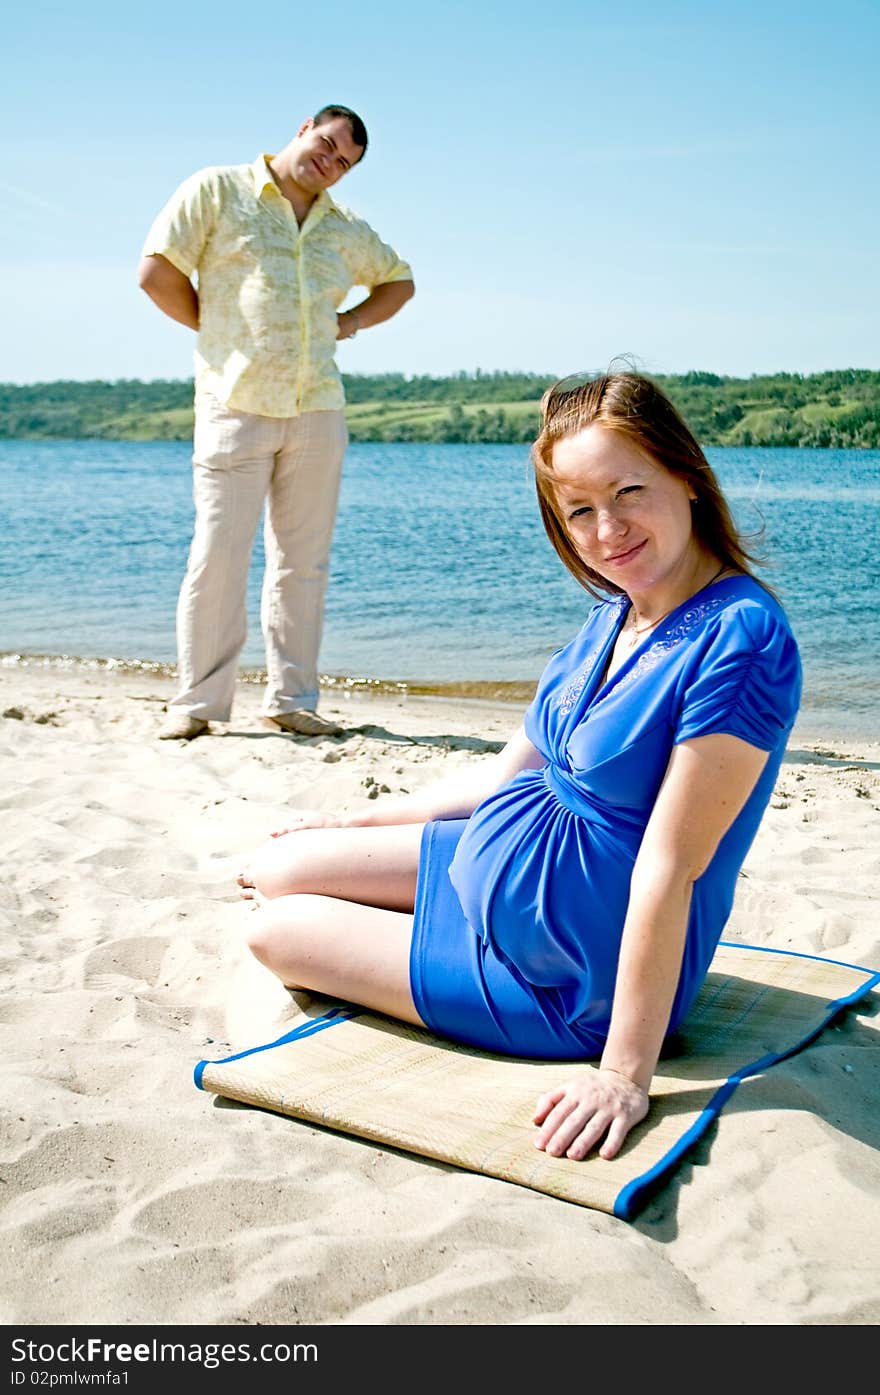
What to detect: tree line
<box><xmin>1</xmin><ymin>369</ymin><xmax>878</xmax><ymax>447</ymax></box>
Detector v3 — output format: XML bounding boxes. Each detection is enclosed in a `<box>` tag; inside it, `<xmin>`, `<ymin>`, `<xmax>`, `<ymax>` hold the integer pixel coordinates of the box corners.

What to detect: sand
<box><xmin>0</xmin><ymin>660</ymin><xmax>878</xmax><ymax>1327</ymax></box>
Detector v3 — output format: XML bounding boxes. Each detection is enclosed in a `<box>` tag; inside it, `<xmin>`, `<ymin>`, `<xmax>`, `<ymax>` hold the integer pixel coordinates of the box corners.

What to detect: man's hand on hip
<box><xmin>336</xmin><ymin>308</ymin><xmax>361</xmax><ymax>340</ymax></box>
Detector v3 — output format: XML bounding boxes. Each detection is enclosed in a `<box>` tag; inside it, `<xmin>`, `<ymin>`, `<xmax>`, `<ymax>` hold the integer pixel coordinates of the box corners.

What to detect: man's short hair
<box><xmin>313</xmin><ymin>104</ymin><xmax>368</xmax><ymax>161</ymax></box>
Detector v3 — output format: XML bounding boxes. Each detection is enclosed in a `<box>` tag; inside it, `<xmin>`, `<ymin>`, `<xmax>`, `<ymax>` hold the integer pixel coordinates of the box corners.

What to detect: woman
<box><xmin>238</xmin><ymin>370</ymin><xmax>802</xmax><ymax>1162</ymax></box>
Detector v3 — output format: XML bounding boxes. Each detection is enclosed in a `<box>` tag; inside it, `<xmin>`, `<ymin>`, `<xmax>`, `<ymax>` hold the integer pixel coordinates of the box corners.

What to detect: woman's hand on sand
<box><xmin>269</xmin><ymin>812</ymin><xmax>347</xmax><ymax>838</ymax></box>
<box><xmin>236</xmin><ymin>812</ymin><xmax>350</xmax><ymax>900</ymax></box>
<box><xmin>533</xmin><ymin>1068</ymin><xmax>649</xmax><ymax>1161</ymax></box>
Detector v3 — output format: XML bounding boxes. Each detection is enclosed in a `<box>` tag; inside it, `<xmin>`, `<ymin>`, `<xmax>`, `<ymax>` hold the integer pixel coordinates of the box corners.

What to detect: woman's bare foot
<box><xmin>236</xmin><ymin>868</ymin><xmax>261</xmax><ymax>903</ymax></box>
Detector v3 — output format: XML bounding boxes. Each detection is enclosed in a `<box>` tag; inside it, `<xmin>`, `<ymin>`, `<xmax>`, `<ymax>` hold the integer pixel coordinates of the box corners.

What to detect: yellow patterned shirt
<box><xmin>142</xmin><ymin>154</ymin><xmax>413</xmax><ymax>417</ymax></box>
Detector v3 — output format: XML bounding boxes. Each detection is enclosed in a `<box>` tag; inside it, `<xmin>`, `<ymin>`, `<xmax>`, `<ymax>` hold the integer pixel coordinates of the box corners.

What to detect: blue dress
<box><xmin>409</xmin><ymin>575</ymin><xmax>802</xmax><ymax>1059</ymax></box>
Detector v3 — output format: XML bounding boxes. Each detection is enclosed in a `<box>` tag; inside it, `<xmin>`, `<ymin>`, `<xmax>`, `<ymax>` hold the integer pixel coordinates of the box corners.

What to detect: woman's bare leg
<box><xmin>237</xmin><ymin>822</ymin><xmax>424</xmax><ymax>911</ymax></box>
<box><xmin>246</xmin><ymin>893</ymin><xmax>424</xmax><ymax>1026</ymax></box>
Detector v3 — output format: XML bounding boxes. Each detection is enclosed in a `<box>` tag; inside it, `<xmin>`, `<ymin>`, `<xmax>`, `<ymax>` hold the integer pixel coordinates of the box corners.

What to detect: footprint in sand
<box><xmin>82</xmin><ymin>935</ymin><xmax>170</xmax><ymax>989</ymax></box>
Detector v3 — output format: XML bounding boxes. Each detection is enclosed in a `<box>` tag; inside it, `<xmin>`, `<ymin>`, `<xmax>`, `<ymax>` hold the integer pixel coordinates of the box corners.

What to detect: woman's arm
<box><xmin>273</xmin><ymin>724</ymin><xmax>545</xmax><ymax>835</ymax></box>
<box><xmin>534</xmin><ymin>731</ymin><xmax>770</xmax><ymax>1161</ymax></box>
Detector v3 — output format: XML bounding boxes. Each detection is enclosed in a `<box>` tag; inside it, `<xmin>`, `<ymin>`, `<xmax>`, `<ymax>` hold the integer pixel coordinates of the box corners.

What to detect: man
<box><xmin>138</xmin><ymin>105</ymin><xmax>414</xmax><ymax>740</ymax></box>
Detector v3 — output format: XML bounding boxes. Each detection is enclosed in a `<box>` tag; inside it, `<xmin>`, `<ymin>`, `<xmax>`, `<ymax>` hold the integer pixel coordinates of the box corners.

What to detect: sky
<box><xmin>2</xmin><ymin>0</ymin><xmax>877</xmax><ymax>384</ymax></box>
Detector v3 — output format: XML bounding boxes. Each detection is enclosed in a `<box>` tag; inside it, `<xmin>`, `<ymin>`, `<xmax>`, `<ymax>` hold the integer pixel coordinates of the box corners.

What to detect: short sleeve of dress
<box><xmin>674</xmin><ymin>600</ymin><xmax>801</xmax><ymax>751</ymax></box>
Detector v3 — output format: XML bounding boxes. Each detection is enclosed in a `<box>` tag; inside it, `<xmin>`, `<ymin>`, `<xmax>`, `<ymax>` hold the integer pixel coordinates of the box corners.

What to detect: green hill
<box><xmin>1</xmin><ymin>369</ymin><xmax>878</xmax><ymax>447</ymax></box>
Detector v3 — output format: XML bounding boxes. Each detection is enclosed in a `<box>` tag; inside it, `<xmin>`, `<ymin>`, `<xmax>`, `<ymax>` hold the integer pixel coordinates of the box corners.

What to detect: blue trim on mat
<box><xmin>612</xmin><ymin>945</ymin><xmax>879</xmax><ymax>1221</ymax></box>
<box><xmin>193</xmin><ymin>1006</ymin><xmax>360</xmax><ymax>1089</ymax></box>
<box><xmin>717</xmin><ymin>938</ymin><xmax>880</xmax><ymax>976</ymax></box>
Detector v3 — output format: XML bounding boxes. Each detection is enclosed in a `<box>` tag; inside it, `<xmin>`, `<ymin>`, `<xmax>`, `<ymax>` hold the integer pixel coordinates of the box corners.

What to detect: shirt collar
<box><xmin>252</xmin><ymin>154</ymin><xmax>338</xmax><ymax>220</ymax></box>
<box><xmin>251</xmin><ymin>153</ymin><xmax>277</xmax><ymax>197</ymax></box>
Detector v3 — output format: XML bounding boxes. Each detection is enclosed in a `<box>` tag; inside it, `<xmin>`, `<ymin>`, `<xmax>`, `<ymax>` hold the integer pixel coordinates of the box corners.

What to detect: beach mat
<box><xmin>195</xmin><ymin>942</ymin><xmax>879</xmax><ymax>1221</ymax></box>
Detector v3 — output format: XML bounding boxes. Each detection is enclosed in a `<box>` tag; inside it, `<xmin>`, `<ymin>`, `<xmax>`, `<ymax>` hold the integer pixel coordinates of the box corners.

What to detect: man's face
<box><xmin>291</xmin><ymin>117</ymin><xmax>363</xmax><ymax>192</ymax></box>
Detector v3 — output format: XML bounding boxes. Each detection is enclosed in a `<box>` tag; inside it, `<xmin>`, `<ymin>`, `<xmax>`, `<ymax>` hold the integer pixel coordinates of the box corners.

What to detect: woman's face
<box><xmin>549</xmin><ymin>424</ymin><xmax>702</xmax><ymax>598</ymax></box>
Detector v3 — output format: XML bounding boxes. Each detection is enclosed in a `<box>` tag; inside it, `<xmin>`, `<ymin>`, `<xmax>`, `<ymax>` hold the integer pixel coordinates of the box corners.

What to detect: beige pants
<box><xmin>169</xmin><ymin>396</ymin><xmax>348</xmax><ymax>721</ymax></box>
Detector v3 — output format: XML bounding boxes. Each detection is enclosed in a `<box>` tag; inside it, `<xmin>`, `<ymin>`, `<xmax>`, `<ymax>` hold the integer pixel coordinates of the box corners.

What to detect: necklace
<box><xmin>625</xmin><ymin>563</ymin><xmax>727</xmax><ymax>641</ymax></box>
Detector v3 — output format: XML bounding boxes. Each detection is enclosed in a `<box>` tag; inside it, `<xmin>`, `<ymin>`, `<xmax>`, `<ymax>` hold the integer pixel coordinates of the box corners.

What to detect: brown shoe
<box><xmin>158</xmin><ymin>713</ymin><xmax>210</xmax><ymax>741</ymax></box>
<box><xmin>262</xmin><ymin>709</ymin><xmax>344</xmax><ymax>737</ymax></box>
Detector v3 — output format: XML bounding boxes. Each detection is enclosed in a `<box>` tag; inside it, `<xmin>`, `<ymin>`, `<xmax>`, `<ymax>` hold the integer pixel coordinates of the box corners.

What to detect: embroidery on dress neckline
<box><xmin>557</xmin><ymin>599</ymin><xmax>627</xmax><ymax>715</ymax></box>
<box><xmin>556</xmin><ymin>592</ymin><xmax>730</xmax><ymax>712</ymax></box>
<box><xmin>615</xmin><ymin>593</ymin><xmax>730</xmax><ymax>692</ymax></box>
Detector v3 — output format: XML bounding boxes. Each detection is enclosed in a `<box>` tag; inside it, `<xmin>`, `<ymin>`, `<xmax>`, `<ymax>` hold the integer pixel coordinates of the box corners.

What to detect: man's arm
<box><xmin>137</xmin><ymin>254</ymin><xmax>200</xmax><ymax>331</ymax></box>
<box><xmin>337</xmin><ymin>278</ymin><xmax>414</xmax><ymax>339</ymax></box>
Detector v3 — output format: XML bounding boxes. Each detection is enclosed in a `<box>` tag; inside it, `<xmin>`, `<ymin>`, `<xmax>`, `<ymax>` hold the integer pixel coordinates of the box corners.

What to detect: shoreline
<box><xmin>1</xmin><ymin>648</ymin><xmax>875</xmax><ymax>746</ymax></box>
<box><xmin>0</xmin><ymin>650</ymin><xmax>534</xmax><ymax>704</ymax></box>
